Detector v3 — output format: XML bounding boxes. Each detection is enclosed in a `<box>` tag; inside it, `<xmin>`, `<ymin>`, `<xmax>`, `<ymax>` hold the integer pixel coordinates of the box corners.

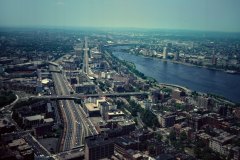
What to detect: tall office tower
<box><xmin>83</xmin><ymin>37</ymin><xmax>89</xmax><ymax>75</ymax></box>
<box><xmin>74</xmin><ymin>43</ymin><xmax>82</xmax><ymax>63</ymax></box>
<box><xmin>175</xmin><ymin>52</ymin><xmax>180</xmax><ymax>61</ymax></box>
<box><xmin>163</xmin><ymin>47</ymin><xmax>167</xmax><ymax>59</ymax></box>
<box><xmin>212</xmin><ymin>49</ymin><xmax>217</xmax><ymax>65</ymax></box>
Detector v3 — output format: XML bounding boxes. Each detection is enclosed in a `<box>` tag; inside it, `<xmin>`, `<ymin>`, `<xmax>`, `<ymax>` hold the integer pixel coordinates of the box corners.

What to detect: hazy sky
<box><xmin>0</xmin><ymin>0</ymin><xmax>240</xmax><ymax>32</ymax></box>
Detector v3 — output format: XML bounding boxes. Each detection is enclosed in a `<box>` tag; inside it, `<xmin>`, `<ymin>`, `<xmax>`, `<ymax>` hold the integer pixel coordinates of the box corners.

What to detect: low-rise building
<box><xmin>23</xmin><ymin>115</ymin><xmax>44</xmax><ymax>127</ymax></box>
<box><xmin>5</xmin><ymin>138</ymin><xmax>34</xmax><ymax>160</ymax></box>
<box><xmin>46</xmin><ymin>102</ymin><xmax>54</xmax><ymax>118</ymax></box>
<box><xmin>74</xmin><ymin>82</ymin><xmax>96</xmax><ymax>94</ymax></box>
<box><xmin>107</xmin><ymin>111</ymin><xmax>125</xmax><ymax>120</ymax></box>
<box><xmin>114</xmin><ymin>136</ymin><xmax>138</xmax><ymax>156</ymax></box>
<box><xmin>84</xmin><ymin>103</ymin><xmax>100</xmax><ymax>117</ymax></box>
<box><xmin>0</xmin><ymin>118</ymin><xmax>16</xmax><ymax>134</ymax></box>
<box><xmin>197</xmin><ymin>132</ymin><xmax>212</xmax><ymax>145</ymax></box>
<box><xmin>117</xmin><ymin>120</ymin><xmax>136</xmax><ymax>135</ymax></box>
<box><xmin>172</xmin><ymin>89</ymin><xmax>185</xmax><ymax>100</ymax></box>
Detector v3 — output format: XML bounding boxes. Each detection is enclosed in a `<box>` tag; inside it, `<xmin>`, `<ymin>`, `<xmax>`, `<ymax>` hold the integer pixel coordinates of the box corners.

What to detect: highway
<box><xmin>29</xmin><ymin>92</ymin><xmax>149</xmax><ymax>101</ymax></box>
<box><xmin>50</xmin><ymin>65</ymin><xmax>91</xmax><ymax>151</ymax></box>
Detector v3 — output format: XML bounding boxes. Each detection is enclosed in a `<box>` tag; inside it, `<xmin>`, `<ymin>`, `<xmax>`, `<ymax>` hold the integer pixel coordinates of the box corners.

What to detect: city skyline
<box><xmin>1</xmin><ymin>14</ymin><xmax>240</xmax><ymax>159</ymax></box>
<box><xmin>0</xmin><ymin>0</ymin><xmax>240</xmax><ymax>32</ymax></box>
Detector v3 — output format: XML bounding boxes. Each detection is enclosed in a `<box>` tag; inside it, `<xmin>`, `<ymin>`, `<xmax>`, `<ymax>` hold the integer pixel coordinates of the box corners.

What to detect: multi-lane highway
<box><xmin>29</xmin><ymin>92</ymin><xmax>149</xmax><ymax>101</ymax></box>
<box><xmin>50</xmin><ymin>65</ymin><xmax>91</xmax><ymax>151</ymax></box>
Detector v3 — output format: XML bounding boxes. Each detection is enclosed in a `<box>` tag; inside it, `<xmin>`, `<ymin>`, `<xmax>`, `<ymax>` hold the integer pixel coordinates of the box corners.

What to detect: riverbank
<box><xmin>131</xmin><ymin>52</ymin><xmax>240</xmax><ymax>75</ymax></box>
<box><xmin>110</xmin><ymin>48</ymin><xmax>240</xmax><ymax>103</ymax></box>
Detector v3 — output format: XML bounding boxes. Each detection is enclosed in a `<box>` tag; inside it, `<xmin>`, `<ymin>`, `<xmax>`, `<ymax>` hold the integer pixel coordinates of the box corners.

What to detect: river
<box><xmin>111</xmin><ymin>48</ymin><xmax>240</xmax><ymax>103</ymax></box>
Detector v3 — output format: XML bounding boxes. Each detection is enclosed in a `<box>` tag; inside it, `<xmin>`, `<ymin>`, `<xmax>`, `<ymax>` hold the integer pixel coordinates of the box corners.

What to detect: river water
<box><xmin>111</xmin><ymin>49</ymin><xmax>240</xmax><ymax>103</ymax></box>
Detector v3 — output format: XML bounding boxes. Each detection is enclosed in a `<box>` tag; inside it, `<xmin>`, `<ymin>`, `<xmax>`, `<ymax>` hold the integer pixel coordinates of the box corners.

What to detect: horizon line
<box><xmin>0</xmin><ymin>25</ymin><xmax>240</xmax><ymax>34</ymax></box>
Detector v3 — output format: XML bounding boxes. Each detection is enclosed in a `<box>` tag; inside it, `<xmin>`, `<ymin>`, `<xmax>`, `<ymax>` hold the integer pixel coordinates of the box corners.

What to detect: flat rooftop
<box><xmin>85</xmin><ymin>135</ymin><xmax>113</xmax><ymax>148</ymax></box>
<box><xmin>213</xmin><ymin>132</ymin><xmax>236</xmax><ymax>143</ymax></box>
<box><xmin>118</xmin><ymin>120</ymin><xmax>135</xmax><ymax>126</ymax></box>
<box><xmin>85</xmin><ymin>103</ymin><xmax>99</xmax><ymax>112</ymax></box>
<box><xmin>25</xmin><ymin>115</ymin><xmax>44</xmax><ymax>121</ymax></box>
<box><xmin>108</xmin><ymin>111</ymin><xmax>124</xmax><ymax>116</ymax></box>
<box><xmin>8</xmin><ymin>139</ymin><xmax>26</xmax><ymax>148</ymax></box>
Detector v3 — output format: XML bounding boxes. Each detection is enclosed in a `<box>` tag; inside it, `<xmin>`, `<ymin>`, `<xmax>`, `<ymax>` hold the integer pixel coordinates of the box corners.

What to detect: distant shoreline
<box><xmin>109</xmin><ymin>45</ymin><xmax>240</xmax><ymax>75</ymax></box>
<box><xmin>109</xmin><ymin>49</ymin><xmax>239</xmax><ymax>104</ymax></box>
<box><xmin>129</xmin><ymin>52</ymin><xmax>240</xmax><ymax>75</ymax></box>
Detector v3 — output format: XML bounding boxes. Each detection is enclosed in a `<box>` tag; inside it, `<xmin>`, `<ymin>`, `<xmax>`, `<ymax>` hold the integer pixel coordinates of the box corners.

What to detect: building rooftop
<box><xmin>198</xmin><ymin>132</ymin><xmax>212</xmax><ymax>140</ymax></box>
<box><xmin>99</xmin><ymin>101</ymin><xmax>110</xmax><ymax>107</ymax></box>
<box><xmin>17</xmin><ymin>144</ymin><xmax>32</xmax><ymax>151</ymax></box>
<box><xmin>8</xmin><ymin>139</ymin><xmax>26</xmax><ymax>148</ymax></box>
<box><xmin>118</xmin><ymin>120</ymin><xmax>135</xmax><ymax>127</ymax></box>
<box><xmin>47</xmin><ymin>103</ymin><xmax>52</xmax><ymax>112</ymax></box>
<box><xmin>20</xmin><ymin>149</ymin><xmax>33</xmax><ymax>156</ymax></box>
<box><xmin>133</xmin><ymin>153</ymin><xmax>142</xmax><ymax>159</ymax></box>
<box><xmin>44</xmin><ymin>118</ymin><xmax>54</xmax><ymax>123</ymax></box>
<box><xmin>0</xmin><ymin>118</ymin><xmax>14</xmax><ymax>128</ymax></box>
<box><xmin>85</xmin><ymin>135</ymin><xmax>114</xmax><ymax>148</ymax></box>
<box><xmin>212</xmin><ymin>132</ymin><xmax>236</xmax><ymax>144</ymax></box>
<box><xmin>25</xmin><ymin>115</ymin><xmax>44</xmax><ymax>121</ymax></box>
<box><xmin>85</xmin><ymin>103</ymin><xmax>99</xmax><ymax>112</ymax></box>
<box><xmin>75</xmin><ymin>82</ymin><xmax>95</xmax><ymax>87</ymax></box>
<box><xmin>41</xmin><ymin>78</ymin><xmax>51</xmax><ymax>84</ymax></box>
<box><xmin>108</xmin><ymin>111</ymin><xmax>124</xmax><ymax>116</ymax></box>
<box><xmin>115</xmin><ymin>136</ymin><xmax>137</xmax><ymax>146</ymax></box>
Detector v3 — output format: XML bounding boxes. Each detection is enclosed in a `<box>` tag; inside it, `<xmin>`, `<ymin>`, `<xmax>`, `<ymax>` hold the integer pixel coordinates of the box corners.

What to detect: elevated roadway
<box><xmin>29</xmin><ymin>92</ymin><xmax>149</xmax><ymax>101</ymax></box>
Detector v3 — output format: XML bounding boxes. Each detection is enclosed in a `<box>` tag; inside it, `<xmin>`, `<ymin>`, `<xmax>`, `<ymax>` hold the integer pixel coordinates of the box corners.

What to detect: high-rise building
<box><xmin>83</xmin><ymin>37</ymin><xmax>89</xmax><ymax>75</ymax></box>
<box><xmin>212</xmin><ymin>49</ymin><xmax>217</xmax><ymax>66</ymax></box>
<box><xmin>74</xmin><ymin>43</ymin><xmax>82</xmax><ymax>68</ymax></box>
<box><xmin>85</xmin><ymin>135</ymin><xmax>114</xmax><ymax>160</ymax></box>
<box><xmin>174</xmin><ymin>52</ymin><xmax>179</xmax><ymax>61</ymax></box>
<box><xmin>163</xmin><ymin>47</ymin><xmax>167</xmax><ymax>59</ymax></box>
<box><xmin>159</xmin><ymin>113</ymin><xmax>176</xmax><ymax>128</ymax></box>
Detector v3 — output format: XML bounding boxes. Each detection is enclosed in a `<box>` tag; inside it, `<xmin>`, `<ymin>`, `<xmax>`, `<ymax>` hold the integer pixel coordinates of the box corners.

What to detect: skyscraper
<box><xmin>163</xmin><ymin>47</ymin><xmax>167</xmax><ymax>59</ymax></box>
<box><xmin>175</xmin><ymin>52</ymin><xmax>179</xmax><ymax>61</ymax></box>
<box><xmin>212</xmin><ymin>49</ymin><xmax>217</xmax><ymax>66</ymax></box>
<box><xmin>83</xmin><ymin>37</ymin><xmax>89</xmax><ymax>75</ymax></box>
